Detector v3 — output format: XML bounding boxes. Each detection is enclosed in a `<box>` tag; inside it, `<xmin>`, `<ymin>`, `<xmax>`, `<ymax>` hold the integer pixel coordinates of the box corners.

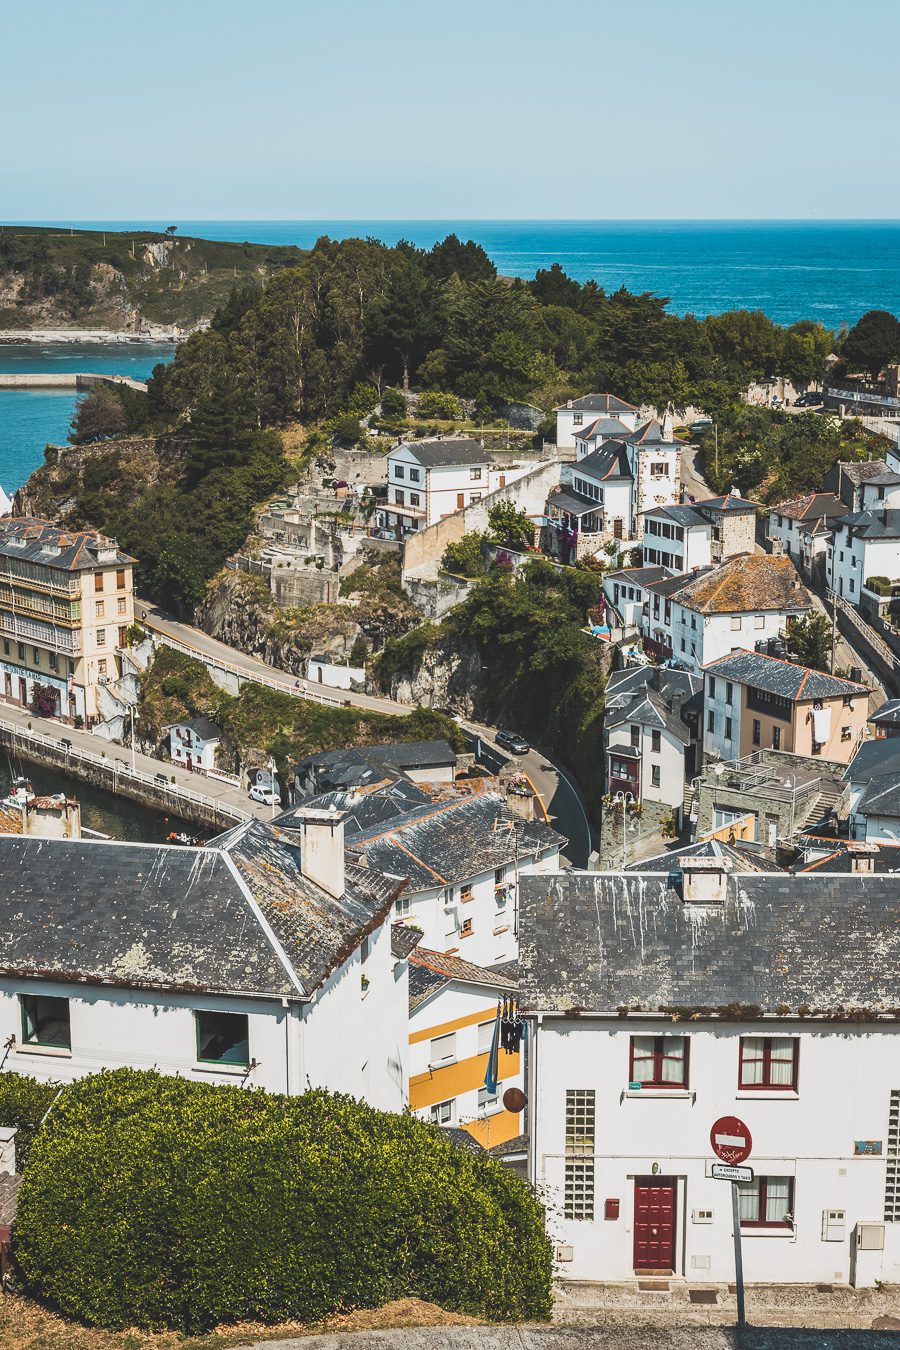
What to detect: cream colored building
<box><xmin>0</xmin><ymin>518</ymin><xmax>135</xmax><ymax>724</ymax></box>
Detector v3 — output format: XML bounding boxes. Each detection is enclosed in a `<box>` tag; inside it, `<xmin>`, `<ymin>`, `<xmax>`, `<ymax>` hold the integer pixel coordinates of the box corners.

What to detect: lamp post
<box><xmin>612</xmin><ymin>790</ymin><xmax>636</xmax><ymax>867</ymax></box>
<box><xmin>129</xmin><ymin>705</ymin><xmax>136</xmax><ymax>774</ymax></box>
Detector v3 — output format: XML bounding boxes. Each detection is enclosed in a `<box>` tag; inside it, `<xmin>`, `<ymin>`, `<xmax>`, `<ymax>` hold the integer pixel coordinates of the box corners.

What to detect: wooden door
<box><xmin>456</xmin><ymin>493</ymin><xmax>465</xmax><ymax>509</ymax></box>
<box><xmin>633</xmin><ymin>1178</ymin><xmax>677</xmax><ymax>1271</ymax></box>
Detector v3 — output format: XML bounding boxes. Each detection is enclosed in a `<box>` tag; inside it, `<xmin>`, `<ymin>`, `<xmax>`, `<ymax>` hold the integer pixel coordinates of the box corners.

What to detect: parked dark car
<box><xmin>794</xmin><ymin>392</ymin><xmax>823</xmax><ymax>407</ymax></box>
<box><xmin>496</xmin><ymin>729</ymin><xmax>530</xmax><ymax>755</ymax></box>
<box><xmin>154</xmin><ymin>772</ymin><xmax>169</xmax><ymax>786</ymax></box>
<box><xmin>59</xmin><ymin>738</ymin><xmax>72</xmax><ymax>751</ymax></box>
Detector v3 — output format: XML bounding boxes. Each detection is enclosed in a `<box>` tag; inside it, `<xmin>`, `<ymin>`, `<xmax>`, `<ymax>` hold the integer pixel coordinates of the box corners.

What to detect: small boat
<box><xmin>3</xmin><ymin>777</ymin><xmax>35</xmax><ymax>807</ymax></box>
<box><xmin>166</xmin><ymin>830</ymin><xmax>202</xmax><ymax>847</ymax></box>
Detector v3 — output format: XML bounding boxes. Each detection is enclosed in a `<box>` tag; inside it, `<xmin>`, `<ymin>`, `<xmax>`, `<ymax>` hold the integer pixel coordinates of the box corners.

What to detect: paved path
<box><xmin>233</xmin><ymin>1325</ymin><xmax>900</xmax><ymax>1350</ymax></box>
<box><xmin>0</xmin><ymin>700</ymin><xmax>273</xmax><ymax>826</ymax></box>
<box><xmin>139</xmin><ymin>599</ymin><xmax>595</xmax><ymax>866</ymax></box>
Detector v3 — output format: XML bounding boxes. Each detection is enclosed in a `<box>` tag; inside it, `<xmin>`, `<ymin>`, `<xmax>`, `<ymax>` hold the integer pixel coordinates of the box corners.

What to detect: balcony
<box><xmin>0</xmin><ymin>563</ymin><xmax>80</xmax><ymax>596</ymax></box>
<box><xmin>0</xmin><ymin>589</ymin><xmax>80</xmax><ymax>626</ymax></box>
<box><xmin>0</xmin><ymin>611</ymin><xmax>82</xmax><ymax>654</ymax></box>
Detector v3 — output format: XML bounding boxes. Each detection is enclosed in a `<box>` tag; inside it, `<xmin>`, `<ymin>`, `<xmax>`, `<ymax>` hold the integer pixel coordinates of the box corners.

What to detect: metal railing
<box><xmin>0</xmin><ymin>716</ymin><xmax>252</xmax><ymax>822</ymax></box>
<box><xmin>0</xmin><ymin>612</ymin><xmax>82</xmax><ymax>653</ymax></box>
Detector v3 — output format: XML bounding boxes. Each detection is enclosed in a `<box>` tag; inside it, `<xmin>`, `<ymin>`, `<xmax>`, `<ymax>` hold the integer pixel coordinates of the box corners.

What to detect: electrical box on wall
<box><xmin>556</xmin><ymin>1244</ymin><xmax>574</xmax><ymax>1262</ymax></box>
<box><xmin>856</xmin><ymin>1223</ymin><xmax>885</xmax><ymax>1251</ymax></box>
<box><xmin>692</xmin><ymin>1208</ymin><xmax>714</xmax><ymax>1224</ymax></box>
<box><xmin>605</xmin><ymin>1198</ymin><xmax>620</xmax><ymax>1220</ymax></box>
<box><xmin>822</xmin><ymin>1209</ymin><xmax>846</xmax><ymax>1242</ymax></box>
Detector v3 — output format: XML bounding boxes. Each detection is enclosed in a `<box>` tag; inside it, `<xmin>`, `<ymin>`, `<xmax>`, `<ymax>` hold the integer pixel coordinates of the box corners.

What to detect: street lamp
<box><xmin>612</xmin><ymin>790</ymin><xmax>636</xmax><ymax>867</ymax></box>
<box><xmin>129</xmin><ymin>705</ymin><xmax>136</xmax><ymax>774</ymax></box>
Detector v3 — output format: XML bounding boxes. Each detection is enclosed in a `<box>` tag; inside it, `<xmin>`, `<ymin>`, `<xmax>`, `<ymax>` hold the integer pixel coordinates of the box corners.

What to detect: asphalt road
<box><xmin>236</xmin><ymin>1325</ymin><xmax>900</xmax><ymax>1350</ymax></box>
<box><xmin>137</xmin><ymin>599</ymin><xmax>595</xmax><ymax>866</ymax></box>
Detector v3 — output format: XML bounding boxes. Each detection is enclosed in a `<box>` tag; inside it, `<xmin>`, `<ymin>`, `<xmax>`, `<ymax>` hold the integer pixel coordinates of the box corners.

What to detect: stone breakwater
<box><xmin>0</xmin><ymin>372</ymin><xmax>148</xmax><ymax>392</ymax></box>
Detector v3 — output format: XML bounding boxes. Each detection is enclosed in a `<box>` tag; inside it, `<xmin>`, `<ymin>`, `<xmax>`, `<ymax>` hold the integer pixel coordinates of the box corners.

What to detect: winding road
<box><xmin>137</xmin><ymin>598</ymin><xmax>595</xmax><ymax>867</ymax></box>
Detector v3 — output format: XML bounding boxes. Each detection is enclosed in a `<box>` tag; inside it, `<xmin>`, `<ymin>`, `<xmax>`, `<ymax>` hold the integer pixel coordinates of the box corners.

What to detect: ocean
<box><xmin>4</xmin><ymin>220</ymin><xmax>900</xmax><ymax>484</ymax></box>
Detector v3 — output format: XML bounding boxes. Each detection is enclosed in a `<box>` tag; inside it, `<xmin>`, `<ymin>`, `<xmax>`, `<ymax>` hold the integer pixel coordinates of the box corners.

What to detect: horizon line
<box><xmin>7</xmin><ymin>217</ymin><xmax>900</xmax><ymax>227</ymax></box>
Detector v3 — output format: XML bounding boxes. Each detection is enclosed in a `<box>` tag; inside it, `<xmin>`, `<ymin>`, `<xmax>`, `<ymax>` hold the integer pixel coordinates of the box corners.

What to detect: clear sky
<box><xmin>3</xmin><ymin>0</ymin><xmax>898</xmax><ymax>221</ymax></box>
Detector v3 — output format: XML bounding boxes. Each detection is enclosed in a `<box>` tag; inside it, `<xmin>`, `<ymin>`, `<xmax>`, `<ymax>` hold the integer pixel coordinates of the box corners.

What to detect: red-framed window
<box><xmin>738</xmin><ymin>1175</ymin><xmax>794</xmax><ymax>1228</ymax></box>
<box><xmin>738</xmin><ymin>1036</ymin><xmax>798</xmax><ymax>1090</ymax></box>
<box><xmin>629</xmin><ymin>1035</ymin><xmax>689</xmax><ymax>1088</ymax></box>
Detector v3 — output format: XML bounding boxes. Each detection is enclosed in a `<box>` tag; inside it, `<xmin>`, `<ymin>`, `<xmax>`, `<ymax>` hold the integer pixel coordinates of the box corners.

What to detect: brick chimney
<box><xmin>679</xmin><ymin>855</ymin><xmax>730</xmax><ymax>905</ymax></box>
<box><xmin>296</xmin><ymin>806</ymin><xmax>346</xmax><ymax>898</ymax></box>
<box><xmin>850</xmin><ymin>844</ymin><xmax>878</xmax><ymax>875</ymax></box>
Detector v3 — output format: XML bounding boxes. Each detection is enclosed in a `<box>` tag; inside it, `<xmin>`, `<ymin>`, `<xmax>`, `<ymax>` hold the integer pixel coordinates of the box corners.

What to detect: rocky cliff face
<box><xmin>379</xmin><ymin>633</ymin><xmax>486</xmax><ymax>717</ymax></box>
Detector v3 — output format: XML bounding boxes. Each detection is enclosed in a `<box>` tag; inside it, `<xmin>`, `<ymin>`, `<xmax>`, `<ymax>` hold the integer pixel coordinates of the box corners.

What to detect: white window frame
<box><xmin>429</xmin><ymin>1031</ymin><xmax>457</xmax><ymax>1068</ymax></box>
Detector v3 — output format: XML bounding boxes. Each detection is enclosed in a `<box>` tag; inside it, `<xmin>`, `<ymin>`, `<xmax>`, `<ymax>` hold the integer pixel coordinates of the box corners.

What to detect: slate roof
<box><xmin>836</xmin><ymin>509</ymin><xmax>900</xmax><ymax>540</ymax></box>
<box><xmin>696</xmin><ymin>494</ymin><xmax>758</xmax><ymax>514</ymax></box>
<box><xmin>177</xmin><ymin>715</ymin><xmax>221</xmax><ymax>740</ymax></box>
<box><xmin>606</xmin><ymin>566</ymin><xmax>673</xmax><ymax>587</ymax></box>
<box><xmin>702</xmin><ymin>649</ymin><xmax>869</xmax><ymax>701</ymax></box>
<box><xmin>844</xmin><ymin>736</ymin><xmax>900</xmax><ymax>786</ymax></box>
<box><xmin>770</xmin><ymin>492</ymin><xmax>844</xmax><ymax>522</ymax></box>
<box><xmin>645</xmin><ymin>553</ymin><xmax>812</xmax><ymax>615</ymax></box>
<box><xmin>605</xmin><ymin>666</ymin><xmax>701</xmax><ymax>744</ymax></box>
<box><xmin>626</xmin><ymin>418</ymin><xmax>674</xmax><ymax>446</ymax></box>
<box><xmin>625</xmin><ymin>838</ymin><xmax>784</xmax><ymax>874</ymax></box>
<box><xmin>869</xmin><ymin>698</ymin><xmax>900</xmax><ymax>726</ymax></box>
<box><xmin>558</xmin><ymin>393</ymin><xmax>637</xmax><ymax>414</ymax></box>
<box><xmin>397</xmin><ymin>439</ymin><xmax>494</xmax><ymax>468</ymax></box>
<box><xmin>795</xmin><ymin>843</ymin><xmax>900</xmax><ymax>874</ymax></box>
<box><xmin>391</xmin><ymin>922</ymin><xmax>423</xmax><ymax>959</ymax></box>
<box><xmin>438</xmin><ymin>1127</ymin><xmax>486</xmax><ymax>1156</ymax></box>
<box><xmin>643</xmin><ymin>503</ymin><xmax>709</xmax><ymax>529</ymax></box>
<box><xmin>857</xmin><ymin>776</ymin><xmax>900</xmax><ymax>819</ymax></box>
<box><xmin>518</xmin><ymin>870</ymin><xmax>900</xmax><ymax>1016</ymax></box>
<box><xmin>362</xmin><ymin>740</ymin><xmax>457</xmax><ymax>770</ymax></box>
<box><xmin>835</xmin><ymin>460</ymin><xmax>891</xmax><ymax>486</ymax></box>
<box><xmin>863</xmin><ymin>471</ymin><xmax>900</xmax><ymax>487</ymax></box>
<box><xmin>0</xmin><ymin>517</ymin><xmax>133</xmax><ymax>571</ymax></box>
<box><xmin>345</xmin><ymin>792</ymin><xmax>563</xmax><ymax>890</ymax></box>
<box><xmin>572</xmin><ymin>416</ymin><xmax>633</xmax><ymax>442</ymax></box>
<box><xmin>409</xmin><ymin>946</ymin><xmax>517</xmax><ymax>1012</ymax></box>
<box><xmin>576</xmin><ymin>441</ymin><xmax>632</xmax><ymax>481</ymax></box>
<box><xmin>547</xmin><ymin>489</ymin><xmax>600</xmax><ymax>516</ymax></box>
<box><xmin>294</xmin><ymin>741</ymin><xmax>457</xmax><ymax>795</ymax></box>
<box><xmin>0</xmin><ymin>828</ymin><xmax>403</xmax><ymax>1001</ymax></box>
<box><xmin>488</xmin><ymin>1132</ymin><xmax>528</xmax><ymax>1158</ymax></box>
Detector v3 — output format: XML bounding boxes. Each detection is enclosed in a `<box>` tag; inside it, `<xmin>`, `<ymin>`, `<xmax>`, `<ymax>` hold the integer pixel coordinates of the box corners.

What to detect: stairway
<box><xmin>797</xmin><ymin>778</ymin><xmax>845</xmax><ymax>832</ymax></box>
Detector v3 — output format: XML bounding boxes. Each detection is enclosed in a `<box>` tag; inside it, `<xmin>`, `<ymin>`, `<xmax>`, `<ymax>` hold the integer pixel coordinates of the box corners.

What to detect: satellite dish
<box><xmin>503</xmin><ymin>1086</ymin><xmax>526</xmax><ymax>1114</ymax></box>
<box><xmin>714</xmin><ymin>763</ymin><xmax>724</xmax><ymax>776</ymax></box>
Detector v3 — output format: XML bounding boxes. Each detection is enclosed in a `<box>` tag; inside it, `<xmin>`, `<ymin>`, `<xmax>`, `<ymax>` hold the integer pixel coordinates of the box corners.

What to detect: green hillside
<box><xmin>0</xmin><ymin>224</ymin><xmax>305</xmax><ymax>330</ymax></box>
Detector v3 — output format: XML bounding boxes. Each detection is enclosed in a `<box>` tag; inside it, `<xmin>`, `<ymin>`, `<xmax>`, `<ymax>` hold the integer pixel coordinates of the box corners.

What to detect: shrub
<box><xmin>379</xmin><ymin>387</ymin><xmax>407</xmax><ymax>419</ymax></box>
<box><xmin>14</xmin><ymin>1070</ymin><xmax>551</xmax><ymax>1331</ymax></box>
<box><xmin>29</xmin><ymin>683</ymin><xmax>60</xmax><ymax>718</ymax></box>
<box><xmin>442</xmin><ymin>532</ymin><xmax>487</xmax><ymax>578</ymax></box>
<box><xmin>417</xmin><ymin>390</ymin><xmax>462</xmax><ymax>420</ymax></box>
<box><xmin>0</xmin><ymin>1072</ymin><xmax>60</xmax><ymax>1172</ymax></box>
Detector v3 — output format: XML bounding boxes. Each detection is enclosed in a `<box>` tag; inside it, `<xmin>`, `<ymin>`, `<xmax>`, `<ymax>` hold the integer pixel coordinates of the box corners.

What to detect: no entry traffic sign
<box><xmin>710</xmin><ymin>1115</ymin><xmax>752</xmax><ymax>1166</ymax></box>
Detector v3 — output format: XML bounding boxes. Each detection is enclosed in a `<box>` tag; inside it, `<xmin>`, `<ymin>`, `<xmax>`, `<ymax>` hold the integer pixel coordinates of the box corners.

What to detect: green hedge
<box><xmin>14</xmin><ymin>1069</ymin><xmax>552</xmax><ymax>1332</ymax></box>
<box><xmin>0</xmin><ymin>1072</ymin><xmax>59</xmax><ymax>1171</ymax></box>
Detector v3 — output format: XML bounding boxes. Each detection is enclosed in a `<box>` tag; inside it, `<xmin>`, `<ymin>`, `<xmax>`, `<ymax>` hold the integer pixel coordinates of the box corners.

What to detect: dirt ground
<box><xmin>0</xmin><ymin>1295</ymin><xmax>476</xmax><ymax>1350</ymax></box>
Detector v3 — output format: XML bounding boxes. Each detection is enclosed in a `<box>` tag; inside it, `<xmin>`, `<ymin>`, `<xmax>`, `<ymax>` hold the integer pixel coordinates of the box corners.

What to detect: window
<box><xmin>752</xmin><ymin>718</ymin><xmax>761</xmax><ymax>746</ymax></box>
<box><xmin>725</xmin><ymin>682</ymin><xmax>733</xmax><ymax>706</ymax></box>
<box><xmin>394</xmin><ymin>464</ymin><xmax>405</xmax><ymax>479</ymax></box>
<box><xmin>886</xmin><ymin>1088</ymin><xmax>900</xmax><ymax>1222</ymax></box>
<box><xmin>1</xmin><ymin>640</ymin><xmax>6</xmax><ymax>656</ymax></box>
<box><xmin>394</xmin><ymin>489</ymin><xmax>405</xmax><ymax>505</ymax></box>
<box><xmin>96</xmin><ymin>629</ymin><xmax>106</xmax><ymax>646</ymax></box>
<box><xmin>630</xmin><ymin>724</ymin><xmax>640</xmax><ymax>748</ymax></box>
<box><xmin>195</xmin><ymin>1010</ymin><xmax>249</xmax><ymax>1066</ymax></box>
<box><xmin>21</xmin><ymin>994</ymin><xmax>70</xmax><ymax>1050</ymax></box>
<box><xmin>651</xmin><ymin>765</ymin><xmax>661</xmax><ymax>788</ymax></box>
<box><xmin>430</xmin><ymin>1099</ymin><xmax>454</xmax><ymax>1125</ymax></box>
<box><xmin>725</xmin><ymin>716</ymin><xmax>733</xmax><ymax>739</ymax></box>
<box><xmin>477</xmin><ymin>1020</ymin><xmax>495</xmax><ymax>1055</ymax></box>
<box><xmin>117</xmin><ymin>596</ymin><xmax>126</xmax><ymax>614</ymax></box>
<box><xmin>49</xmin><ymin>652</ymin><xmax>58</xmax><ymax>672</ymax></box>
<box><xmin>739</xmin><ymin>1036</ymin><xmax>798</xmax><ymax>1090</ymax></box>
<box><xmin>395</xmin><ymin>894</ymin><xmax>411</xmax><ymax>917</ymax></box>
<box><xmin>564</xmin><ymin>1089</ymin><xmax>596</xmax><ymax>1220</ymax></box>
<box><xmin>849</xmin><ymin>578</ymin><xmax>855</xmax><ymax>594</ymax></box>
<box><xmin>360</xmin><ymin>934</ymin><xmax>371</xmax><ymax>963</ymax></box>
<box><xmin>410</xmin><ymin>493</ymin><xmax>420</xmax><ymax>507</ymax></box>
<box><xmin>630</xmin><ymin>1035</ymin><xmax>688</xmax><ymax>1088</ymax></box>
<box><xmin>478</xmin><ymin>1084</ymin><xmax>501</xmax><ymax>1112</ymax></box>
<box><xmin>97</xmin><ymin>659</ymin><xmax>107</xmax><ymax>677</ymax></box>
<box><xmin>708</xmin><ymin>676</ymin><xmax>716</xmax><ymax>699</ymax></box>
<box><xmin>116</xmin><ymin>568</ymin><xmax>126</xmax><ymax>589</ymax></box>
<box><xmin>755</xmin><ymin>614</ymin><xmax>766</xmax><ymax>630</ymax></box>
<box><xmin>17</xmin><ymin>642</ymin><xmax>24</xmax><ymax>661</ymax></box>
<box><xmin>573</xmin><ymin>412</ymin><xmax>583</xmax><ymax>426</ymax></box>
<box><xmin>460</xmin><ymin>917</ymin><xmax>474</xmax><ymax>939</ymax></box>
<box><xmin>707</xmin><ymin>710</ymin><xmax>715</xmax><ymax>733</ymax></box>
<box><xmin>95</xmin><ymin>600</ymin><xmax>105</xmax><ymax>618</ymax></box>
<box><xmin>731</xmin><ymin>616</ymin><xmax>742</xmax><ymax>631</ymax></box>
<box><xmin>32</xmin><ymin>649</ymin><xmax>40</xmax><ymax>666</ymax></box>
<box><xmin>772</xmin><ymin>726</ymin><xmax>781</xmax><ymax>750</ymax></box>
<box><xmin>651</xmin><ymin>462</ymin><xmax>668</xmax><ymax>476</ymax></box>
<box><xmin>470</xmin><ymin>467</ymin><xmax>482</xmax><ymax>481</ymax></box>
<box><xmin>459</xmin><ymin>882</ymin><xmax>474</xmax><ymax>903</ymax></box>
<box><xmin>409</xmin><ymin>467</ymin><xmax>420</xmax><ymax>482</ymax></box>
<box><xmin>738</xmin><ymin>1176</ymin><xmax>794</xmax><ymax>1228</ymax></box>
<box><xmin>651</xmin><ymin>729</ymin><xmax>661</xmax><ymax>753</ymax></box>
<box><xmin>430</xmin><ymin>1031</ymin><xmax>456</xmax><ymax>1067</ymax></box>
<box><xmin>841</xmin><ymin>725</ymin><xmax>852</xmax><ymax>742</ymax></box>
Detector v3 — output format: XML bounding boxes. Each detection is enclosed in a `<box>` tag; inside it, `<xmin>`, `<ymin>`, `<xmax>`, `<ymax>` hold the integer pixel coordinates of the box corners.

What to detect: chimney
<box><xmin>679</xmin><ymin>855</ymin><xmax>730</xmax><ymax>905</ymax></box>
<box><xmin>850</xmin><ymin>844</ymin><xmax>878</xmax><ymax>875</ymax></box>
<box><xmin>771</xmin><ymin>538</ymin><xmax>785</xmax><ymax>557</ymax></box>
<box><xmin>296</xmin><ymin>806</ymin><xmax>346</xmax><ymax>898</ymax></box>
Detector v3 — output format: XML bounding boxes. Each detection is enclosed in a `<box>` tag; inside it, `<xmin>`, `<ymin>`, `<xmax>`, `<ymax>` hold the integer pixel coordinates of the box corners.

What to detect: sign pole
<box><xmin>731</xmin><ymin>1180</ymin><xmax>746</xmax><ymax>1328</ymax></box>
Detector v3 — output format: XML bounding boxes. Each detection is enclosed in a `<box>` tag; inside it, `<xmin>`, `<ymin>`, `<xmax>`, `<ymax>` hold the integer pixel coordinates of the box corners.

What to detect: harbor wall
<box><xmin>0</xmin><ymin>373</ymin><xmax>148</xmax><ymax>392</ymax></box>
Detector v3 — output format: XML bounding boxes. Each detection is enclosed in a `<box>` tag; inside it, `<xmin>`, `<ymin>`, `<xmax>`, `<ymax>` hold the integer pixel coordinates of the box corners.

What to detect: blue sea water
<box><xmin>4</xmin><ymin>219</ymin><xmax>900</xmax><ymax>487</ymax></box>
<box><xmin>0</xmin><ymin>343</ymin><xmax>173</xmax><ymax>497</ymax></box>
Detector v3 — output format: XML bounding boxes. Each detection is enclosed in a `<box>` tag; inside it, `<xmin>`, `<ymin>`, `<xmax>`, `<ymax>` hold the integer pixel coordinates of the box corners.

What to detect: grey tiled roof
<box><xmin>697</xmin><ymin>495</ymin><xmax>758</xmax><ymax>514</ymax></box>
<box><xmin>835</xmin><ymin>460</ymin><xmax>891</xmax><ymax>485</ymax></box>
<box><xmin>858</xmin><ymin>775</ymin><xmax>900</xmax><ymax>819</ymax></box>
<box><xmin>606</xmin><ymin>566</ymin><xmax>673</xmax><ymax>586</ymax></box>
<box><xmin>844</xmin><ymin>737</ymin><xmax>900</xmax><ymax>785</ymax></box>
<box><xmin>573</xmin><ymin>416</ymin><xmax>633</xmax><ymax>441</ymax></box>
<box><xmin>605</xmin><ymin>665</ymin><xmax>701</xmax><ymax>744</ymax></box>
<box><xmin>0</xmin><ymin>517</ymin><xmax>133</xmax><ymax>571</ymax></box>
<box><xmin>702</xmin><ymin>649</ymin><xmax>869</xmax><ymax>701</ymax></box>
<box><xmin>519</xmin><ymin>871</ymin><xmax>900</xmax><ymax>1016</ymax></box>
<box><xmin>869</xmin><ymin>699</ymin><xmax>900</xmax><ymax>725</ymax></box>
<box><xmin>577</xmin><ymin>441</ymin><xmax>632</xmax><ymax>481</ymax></box>
<box><xmin>770</xmin><ymin>492</ymin><xmax>844</xmax><ymax>522</ymax></box>
<box><xmin>836</xmin><ymin>509</ymin><xmax>900</xmax><ymax>539</ymax></box>
<box><xmin>558</xmin><ymin>393</ymin><xmax>637</xmax><ymax>414</ymax></box>
<box><xmin>644</xmin><ymin>504</ymin><xmax>708</xmax><ymax>528</ymax></box>
<box><xmin>399</xmin><ymin>439</ymin><xmax>494</xmax><ymax>468</ymax></box>
<box><xmin>547</xmin><ymin>489</ymin><xmax>600</xmax><ymax>516</ymax></box>
<box><xmin>409</xmin><ymin>946</ymin><xmax>517</xmax><ymax>1011</ymax></box>
<box><xmin>625</xmin><ymin>838</ymin><xmax>783</xmax><ymax>874</ymax></box>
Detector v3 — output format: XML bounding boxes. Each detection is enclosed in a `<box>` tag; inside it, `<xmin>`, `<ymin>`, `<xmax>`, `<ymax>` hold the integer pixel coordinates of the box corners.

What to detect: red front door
<box><xmin>633</xmin><ymin>1178</ymin><xmax>677</xmax><ymax>1271</ymax></box>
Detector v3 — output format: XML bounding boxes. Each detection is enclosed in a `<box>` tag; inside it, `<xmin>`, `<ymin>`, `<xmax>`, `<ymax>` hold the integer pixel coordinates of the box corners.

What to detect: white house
<box><xmin>641</xmin><ymin>504</ymin><xmax>711</xmax><ymax>572</ymax></box>
<box><xmin>555</xmin><ymin>393</ymin><xmax>639</xmax><ymax>451</ymax></box>
<box><xmin>169</xmin><ymin>716</ymin><xmax>221</xmax><ymax>772</ymax></box>
<box><xmin>827</xmin><ymin>509</ymin><xmax>900</xmax><ymax>604</ymax></box>
<box><xmin>641</xmin><ymin>553</ymin><xmax>812</xmax><ymax>673</ymax></box>
<box><xmin>378</xmin><ymin>438</ymin><xmax>531</xmax><ymax>536</ymax></box>
<box><xmin>520</xmin><ymin>859</ymin><xmax>900</xmax><ymax>1287</ymax></box>
<box><xmin>0</xmin><ymin>815</ymin><xmax>415</xmax><ymax>1112</ymax></box>
<box><xmin>278</xmin><ymin>783</ymin><xmax>564</xmax><ymax>969</ymax></box>
<box><xmin>408</xmin><ymin>948</ymin><xmax>524</xmax><ymax>1149</ymax></box>
<box><xmin>603</xmin><ymin>566</ymin><xmax>673</xmax><ymax>629</ymax></box>
<box><xmin>767</xmin><ymin>493</ymin><xmax>844</xmax><ymax>579</ymax></box>
<box><xmin>562</xmin><ymin>418</ymin><xmax>682</xmax><ymax>548</ymax></box>
<box><xmin>603</xmin><ymin>665</ymin><xmax>702</xmax><ymax>810</ymax></box>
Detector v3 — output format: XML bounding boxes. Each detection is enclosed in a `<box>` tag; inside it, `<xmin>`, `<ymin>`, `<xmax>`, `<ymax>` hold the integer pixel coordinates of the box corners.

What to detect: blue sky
<box><xmin>2</xmin><ymin>0</ymin><xmax>898</xmax><ymax>220</ymax></box>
